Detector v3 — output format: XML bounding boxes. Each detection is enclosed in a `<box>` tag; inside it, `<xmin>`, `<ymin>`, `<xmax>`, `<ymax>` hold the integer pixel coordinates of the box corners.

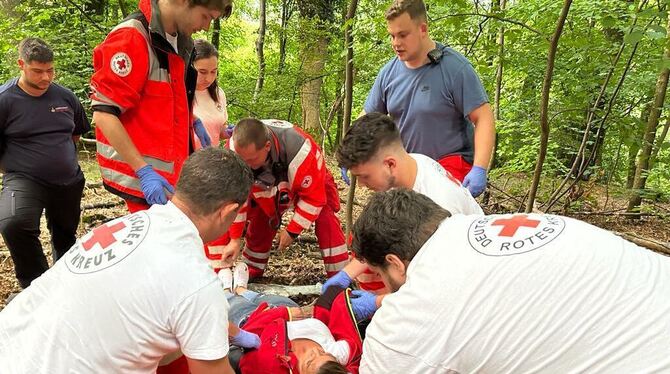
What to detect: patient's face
<box><xmin>299</xmin><ymin>345</ymin><xmax>338</xmax><ymax>374</ymax></box>
<box><xmin>350</xmin><ymin>158</ymin><xmax>395</xmax><ymax>192</ymax></box>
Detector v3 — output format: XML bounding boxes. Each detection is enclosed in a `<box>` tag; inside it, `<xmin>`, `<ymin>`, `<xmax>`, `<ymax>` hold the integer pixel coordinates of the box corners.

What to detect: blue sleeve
<box><xmin>364</xmin><ymin>68</ymin><xmax>387</xmax><ymax>114</ymax></box>
<box><xmin>451</xmin><ymin>63</ymin><xmax>489</xmax><ymax>117</ymax></box>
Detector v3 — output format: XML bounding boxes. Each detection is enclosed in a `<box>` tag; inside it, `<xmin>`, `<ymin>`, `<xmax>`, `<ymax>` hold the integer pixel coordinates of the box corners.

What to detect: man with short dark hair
<box><xmin>0</xmin><ymin>37</ymin><xmax>90</xmax><ymax>290</ymax></box>
<box><xmin>353</xmin><ymin>189</ymin><xmax>670</xmax><ymax>373</ymax></box>
<box><xmin>325</xmin><ymin>112</ymin><xmax>482</xmax><ymax>293</ymax></box>
<box><xmin>91</xmin><ymin>0</ymin><xmax>233</xmax><ymax>213</ymax></box>
<box><xmin>362</xmin><ymin>0</ymin><xmax>495</xmax><ymax>197</ymax></box>
<box><xmin>222</xmin><ymin>118</ymin><xmax>348</xmax><ymax>279</ymax></box>
<box><xmin>0</xmin><ymin>148</ymin><xmax>255</xmax><ymax>374</ymax></box>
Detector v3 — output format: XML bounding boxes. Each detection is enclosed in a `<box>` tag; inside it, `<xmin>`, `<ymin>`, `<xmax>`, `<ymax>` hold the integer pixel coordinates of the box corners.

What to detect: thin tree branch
<box><xmin>430</xmin><ymin>12</ymin><xmax>546</xmax><ymax>39</ymax></box>
<box><xmin>64</xmin><ymin>0</ymin><xmax>106</xmax><ymax>33</ymax></box>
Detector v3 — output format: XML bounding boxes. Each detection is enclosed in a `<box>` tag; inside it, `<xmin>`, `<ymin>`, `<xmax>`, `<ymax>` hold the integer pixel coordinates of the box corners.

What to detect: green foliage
<box><xmin>1</xmin><ymin>0</ymin><xmax>669</xmax><ymax>197</ymax></box>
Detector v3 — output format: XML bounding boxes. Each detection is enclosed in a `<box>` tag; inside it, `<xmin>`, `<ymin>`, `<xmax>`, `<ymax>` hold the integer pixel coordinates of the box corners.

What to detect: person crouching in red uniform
<box><xmin>213</xmin><ymin>118</ymin><xmax>349</xmax><ymax>279</ymax></box>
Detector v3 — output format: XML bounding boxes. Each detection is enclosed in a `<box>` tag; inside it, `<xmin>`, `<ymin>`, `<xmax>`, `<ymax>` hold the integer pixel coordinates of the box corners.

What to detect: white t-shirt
<box><xmin>411</xmin><ymin>153</ymin><xmax>482</xmax><ymax>215</ymax></box>
<box><xmin>194</xmin><ymin>87</ymin><xmax>228</xmax><ymax>149</ymax></box>
<box><xmin>287</xmin><ymin>318</ymin><xmax>350</xmax><ymax>365</ymax></box>
<box><xmin>361</xmin><ymin>214</ymin><xmax>670</xmax><ymax>373</ymax></box>
<box><xmin>0</xmin><ymin>202</ymin><xmax>230</xmax><ymax>373</ymax></box>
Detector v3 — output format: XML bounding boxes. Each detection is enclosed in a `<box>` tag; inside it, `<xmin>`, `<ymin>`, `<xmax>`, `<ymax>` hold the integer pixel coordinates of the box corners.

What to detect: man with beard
<box><xmin>0</xmin><ymin>38</ymin><xmax>90</xmax><ymax>292</ymax></box>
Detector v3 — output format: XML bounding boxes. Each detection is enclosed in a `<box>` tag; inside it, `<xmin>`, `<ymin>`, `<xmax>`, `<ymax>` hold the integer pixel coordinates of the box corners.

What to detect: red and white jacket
<box><xmin>228</xmin><ymin>120</ymin><xmax>328</xmax><ymax>238</ymax></box>
<box><xmin>238</xmin><ymin>287</ymin><xmax>363</xmax><ymax>374</ymax></box>
<box><xmin>90</xmin><ymin>0</ymin><xmax>197</xmax><ymax>203</ymax></box>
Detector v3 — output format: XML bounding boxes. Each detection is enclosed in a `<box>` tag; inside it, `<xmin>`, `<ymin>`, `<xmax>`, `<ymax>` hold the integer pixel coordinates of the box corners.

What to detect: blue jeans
<box><xmin>226</xmin><ymin>290</ymin><xmax>299</xmax><ymax>327</ymax></box>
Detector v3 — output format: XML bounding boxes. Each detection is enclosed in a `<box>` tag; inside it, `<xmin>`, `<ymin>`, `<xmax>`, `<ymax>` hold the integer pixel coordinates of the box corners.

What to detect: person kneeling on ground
<box><xmin>0</xmin><ymin>148</ymin><xmax>256</xmax><ymax>374</ymax></box>
<box><xmin>352</xmin><ymin>189</ymin><xmax>670</xmax><ymax>373</ymax></box>
<box><xmin>220</xmin><ymin>263</ymin><xmax>365</xmax><ymax>374</ymax></box>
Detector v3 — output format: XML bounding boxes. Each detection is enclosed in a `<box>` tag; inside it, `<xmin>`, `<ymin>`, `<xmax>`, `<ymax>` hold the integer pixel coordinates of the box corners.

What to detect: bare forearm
<box><xmin>93</xmin><ymin>111</ymin><xmax>146</xmax><ymax>171</ymax></box>
<box><xmin>343</xmin><ymin>258</ymin><xmax>368</xmax><ymax>279</ymax></box>
<box><xmin>471</xmin><ymin>104</ymin><xmax>496</xmax><ymax>168</ymax></box>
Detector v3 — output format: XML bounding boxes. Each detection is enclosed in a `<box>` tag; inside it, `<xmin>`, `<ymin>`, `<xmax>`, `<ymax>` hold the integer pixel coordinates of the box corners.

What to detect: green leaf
<box><xmin>601</xmin><ymin>16</ymin><xmax>616</xmax><ymax>28</ymax></box>
<box><xmin>624</xmin><ymin>30</ymin><xmax>645</xmax><ymax>44</ymax></box>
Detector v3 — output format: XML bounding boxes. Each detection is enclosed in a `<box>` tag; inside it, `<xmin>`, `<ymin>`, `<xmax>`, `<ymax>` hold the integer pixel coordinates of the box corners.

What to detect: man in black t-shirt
<box><xmin>0</xmin><ymin>38</ymin><xmax>90</xmax><ymax>290</ymax></box>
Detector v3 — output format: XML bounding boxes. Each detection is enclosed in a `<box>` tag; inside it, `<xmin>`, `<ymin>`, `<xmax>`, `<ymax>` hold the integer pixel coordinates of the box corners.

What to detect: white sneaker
<box><xmin>233</xmin><ymin>263</ymin><xmax>249</xmax><ymax>290</ymax></box>
<box><xmin>217</xmin><ymin>268</ymin><xmax>233</xmax><ymax>291</ymax></box>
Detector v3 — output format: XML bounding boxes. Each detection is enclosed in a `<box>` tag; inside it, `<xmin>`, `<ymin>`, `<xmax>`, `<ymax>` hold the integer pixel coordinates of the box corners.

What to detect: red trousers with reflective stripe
<box><xmin>437</xmin><ymin>154</ymin><xmax>473</xmax><ymax>182</ymax></box>
<box><xmin>243</xmin><ymin>175</ymin><xmax>347</xmax><ymax>279</ymax></box>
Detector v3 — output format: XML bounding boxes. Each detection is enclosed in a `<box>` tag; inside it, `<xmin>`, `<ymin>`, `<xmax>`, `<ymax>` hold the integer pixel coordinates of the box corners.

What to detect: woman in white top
<box><xmin>193</xmin><ymin>39</ymin><xmax>230</xmax><ymax>149</ymax></box>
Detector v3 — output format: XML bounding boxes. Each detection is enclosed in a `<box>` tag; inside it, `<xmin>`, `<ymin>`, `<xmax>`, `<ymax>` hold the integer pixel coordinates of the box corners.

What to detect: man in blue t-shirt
<box><xmin>362</xmin><ymin>0</ymin><xmax>495</xmax><ymax>197</ymax></box>
<box><xmin>0</xmin><ymin>38</ymin><xmax>90</xmax><ymax>290</ymax></box>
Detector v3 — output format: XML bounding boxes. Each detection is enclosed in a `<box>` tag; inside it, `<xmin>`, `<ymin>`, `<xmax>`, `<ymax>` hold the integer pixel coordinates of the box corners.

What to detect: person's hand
<box><xmin>277</xmin><ymin>229</ymin><xmax>295</xmax><ymax>251</ymax></box>
<box><xmin>230</xmin><ymin>329</ymin><xmax>261</xmax><ymax>349</ymax></box>
<box><xmin>463</xmin><ymin>165</ymin><xmax>487</xmax><ymax>197</ymax></box>
<box><xmin>321</xmin><ymin>270</ymin><xmax>352</xmax><ymax>293</ymax></box>
<box><xmin>223</xmin><ymin>124</ymin><xmax>234</xmax><ymax>139</ymax></box>
<box><xmin>350</xmin><ymin>290</ymin><xmax>378</xmax><ymax>321</ymax></box>
<box><xmin>193</xmin><ymin>118</ymin><xmax>212</xmax><ymax>148</ymax></box>
<box><xmin>221</xmin><ymin>238</ymin><xmax>242</xmax><ymax>268</ymax></box>
<box><xmin>340</xmin><ymin>166</ymin><xmax>350</xmax><ymax>186</ymax></box>
<box><xmin>136</xmin><ymin>165</ymin><xmax>174</xmax><ymax>205</ymax></box>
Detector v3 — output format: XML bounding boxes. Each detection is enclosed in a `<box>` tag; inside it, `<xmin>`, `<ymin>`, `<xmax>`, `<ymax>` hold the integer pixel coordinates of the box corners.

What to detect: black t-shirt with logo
<box><xmin>0</xmin><ymin>78</ymin><xmax>90</xmax><ymax>185</ymax></box>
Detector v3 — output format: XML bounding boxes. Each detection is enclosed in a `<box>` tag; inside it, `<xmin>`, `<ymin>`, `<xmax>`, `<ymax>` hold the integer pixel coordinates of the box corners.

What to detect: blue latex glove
<box><xmin>224</xmin><ymin>124</ymin><xmax>234</xmax><ymax>138</ymax></box>
<box><xmin>350</xmin><ymin>290</ymin><xmax>378</xmax><ymax>321</ymax></box>
<box><xmin>193</xmin><ymin>118</ymin><xmax>212</xmax><ymax>148</ymax></box>
<box><xmin>135</xmin><ymin>165</ymin><xmax>174</xmax><ymax>205</ymax></box>
<box><xmin>231</xmin><ymin>329</ymin><xmax>261</xmax><ymax>349</ymax></box>
<box><xmin>321</xmin><ymin>270</ymin><xmax>352</xmax><ymax>293</ymax></box>
<box><xmin>463</xmin><ymin>165</ymin><xmax>487</xmax><ymax>197</ymax></box>
<box><xmin>340</xmin><ymin>166</ymin><xmax>351</xmax><ymax>186</ymax></box>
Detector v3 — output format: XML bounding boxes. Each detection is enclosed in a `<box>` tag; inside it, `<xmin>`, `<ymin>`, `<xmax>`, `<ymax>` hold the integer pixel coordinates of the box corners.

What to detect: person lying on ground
<box><xmin>220</xmin><ymin>263</ymin><xmax>365</xmax><ymax>374</ymax></box>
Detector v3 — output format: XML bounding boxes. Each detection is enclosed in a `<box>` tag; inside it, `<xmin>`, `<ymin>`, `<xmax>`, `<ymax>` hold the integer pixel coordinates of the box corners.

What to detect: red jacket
<box><xmin>238</xmin><ymin>288</ymin><xmax>363</xmax><ymax>374</ymax></box>
<box><xmin>228</xmin><ymin>120</ymin><xmax>333</xmax><ymax>238</ymax></box>
<box><xmin>90</xmin><ymin>0</ymin><xmax>196</xmax><ymax>203</ymax></box>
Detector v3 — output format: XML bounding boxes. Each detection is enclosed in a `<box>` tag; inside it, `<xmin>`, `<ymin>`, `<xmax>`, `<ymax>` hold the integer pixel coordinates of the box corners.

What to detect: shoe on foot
<box><xmin>217</xmin><ymin>268</ymin><xmax>233</xmax><ymax>291</ymax></box>
<box><xmin>233</xmin><ymin>263</ymin><xmax>250</xmax><ymax>290</ymax></box>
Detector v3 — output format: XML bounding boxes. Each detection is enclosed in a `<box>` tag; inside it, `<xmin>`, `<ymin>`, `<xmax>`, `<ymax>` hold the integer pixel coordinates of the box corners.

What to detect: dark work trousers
<box><xmin>0</xmin><ymin>173</ymin><xmax>85</xmax><ymax>288</ymax></box>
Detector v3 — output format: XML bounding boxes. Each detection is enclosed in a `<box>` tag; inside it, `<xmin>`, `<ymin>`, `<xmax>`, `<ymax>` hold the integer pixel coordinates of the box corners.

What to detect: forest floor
<box><xmin>1</xmin><ymin>150</ymin><xmax>668</xmax><ymax>309</ymax></box>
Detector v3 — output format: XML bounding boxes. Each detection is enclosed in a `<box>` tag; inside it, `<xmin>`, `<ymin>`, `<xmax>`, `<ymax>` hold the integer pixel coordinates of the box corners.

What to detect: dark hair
<box><xmin>193</xmin><ymin>39</ymin><xmax>220</xmax><ymax>103</ymax></box>
<box><xmin>18</xmin><ymin>38</ymin><xmax>53</xmax><ymax>63</ymax></box>
<box><xmin>336</xmin><ymin>112</ymin><xmax>402</xmax><ymax>169</ymax></box>
<box><xmin>352</xmin><ymin>189</ymin><xmax>450</xmax><ymax>267</ymax></box>
<box><xmin>232</xmin><ymin>118</ymin><xmax>270</xmax><ymax>149</ymax></box>
<box><xmin>385</xmin><ymin>0</ymin><xmax>427</xmax><ymax>22</ymax></box>
<box><xmin>189</xmin><ymin>0</ymin><xmax>233</xmax><ymax>19</ymax></box>
<box><xmin>176</xmin><ymin>148</ymin><xmax>253</xmax><ymax>215</ymax></box>
<box><xmin>316</xmin><ymin>360</ymin><xmax>348</xmax><ymax>374</ymax></box>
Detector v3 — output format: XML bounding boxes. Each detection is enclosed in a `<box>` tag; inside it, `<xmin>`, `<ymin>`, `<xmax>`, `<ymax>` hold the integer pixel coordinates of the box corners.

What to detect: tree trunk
<box><xmin>278</xmin><ymin>0</ymin><xmax>293</xmax><ymax>74</ymax></box>
<box><xmin>253</xmin><ymin>0</ymin><xmax>267</xmax><ymax>102</ymax></box>
<box><xmin>211</xmin><ymin>18</ymin><xmax>221</xmax><ymax>50</ymax></box>
<box><xmin>626</xmin><ymin>100</ymin><xmax>651</xmax><ymax>188</ymax></box>
<box><xmin>117</xmin><ymin>0</ymin><xmax>128</xmax><ymax>17</ymax></box>
<box><xmin>298</xmin><ymin>1</ymin><xmax>332</xmax><ymax>130</ymax></box>
<box><xmin>525</xmin><ymin>0</ymin><xmax>573</xmax><ymax>213</ymax></box>
<box><xmin>343</xmin><ymin>0</ymin><xmax>359</xmax><ymax>238</ymax></box>
<box><xmin>627</xmin><ymin>13</ymin><xmax>670</xmax><ymax>214</ymax></box>
<box><xmin>649</xmin><ymin>115</ymin><xmax>670</xmax><ymax>169</ymax></box>
<box><xmin>490</xmin><ymin>0</ymin><xmax>505</xmax><ymax>171</ymax></box>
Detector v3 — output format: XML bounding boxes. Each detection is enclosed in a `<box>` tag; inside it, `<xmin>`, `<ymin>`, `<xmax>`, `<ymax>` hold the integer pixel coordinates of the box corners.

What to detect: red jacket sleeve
<box><xmin>90</xmin><ymin>26</ymin><xmax>149</xmax><ymax>113</ymax></box>
<box><xmin>286</xmin><ymin>145</ymin><xmax>327</xmax><ymax>235</ymax></box>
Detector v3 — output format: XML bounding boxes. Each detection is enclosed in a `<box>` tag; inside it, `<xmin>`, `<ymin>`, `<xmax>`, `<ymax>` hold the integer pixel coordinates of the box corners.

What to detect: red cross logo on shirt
<box><xmin>116</xmin><ymin>59</ymin><xmax>127</xmax><ymax>71</ymax></box>
<box><xmin>82</xmin><ymin>221</ymin><xmax>126</xmax><ymax>251</ymax></box>
<box><xmin>491</xmin><ymin>215</ymin><xmax>540</xmax><ymax>237</ymax></box>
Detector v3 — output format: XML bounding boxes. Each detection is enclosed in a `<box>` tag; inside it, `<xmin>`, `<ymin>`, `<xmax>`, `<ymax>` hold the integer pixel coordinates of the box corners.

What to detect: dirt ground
<box><xmin>1</xmin><ymin>152</ymin><xmax>668</xmax><ymax>308</ymax></box>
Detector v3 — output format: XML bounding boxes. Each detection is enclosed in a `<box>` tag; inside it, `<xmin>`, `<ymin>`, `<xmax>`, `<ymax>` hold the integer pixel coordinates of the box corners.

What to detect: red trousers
<box><xmin>437</xmin><ymin>154</ymin><xmax>473</xmax><ymax>182</ymax></box>
<box><xmin>243</xmin><ymin>173</ymin><xmax>348</xmax><ymax>279</ymax></box>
